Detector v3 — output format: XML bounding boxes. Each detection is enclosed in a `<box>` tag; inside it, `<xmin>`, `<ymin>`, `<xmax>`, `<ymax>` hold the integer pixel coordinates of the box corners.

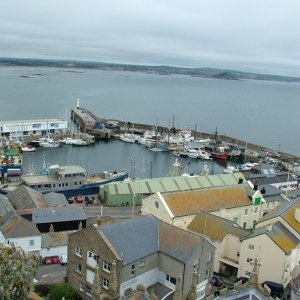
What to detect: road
<box><xmin>83</xmin><ymin>205</ymin><xmax>141</xmax><ymax>219</ymax></box>
<box><xmin>35</xmin><ymin>264</ymin><xmax>67</xmax><ymax>284</ymax></box>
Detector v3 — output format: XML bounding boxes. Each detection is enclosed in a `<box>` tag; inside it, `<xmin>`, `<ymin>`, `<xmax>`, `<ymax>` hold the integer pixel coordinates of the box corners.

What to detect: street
<box><xmin>35</xmin><ymin>264</ymin><xmax>67</xmax><ymax>284</ymax></box>
<box><xmin>83</xmin><ymin>205</ymin><xmax>141</xmax><ymax>219</ymax></box>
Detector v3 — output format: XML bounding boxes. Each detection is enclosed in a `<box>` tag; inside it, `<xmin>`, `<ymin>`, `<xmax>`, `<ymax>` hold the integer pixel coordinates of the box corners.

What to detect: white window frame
<box><xmin>103</xmin><ymin>261</ymin><xmax>111</xmax><ymax>273</ymax></box>
<box><xmin>86</xmin><ymin>285</ymin><xmax>92</xmax><ymax>297</ymax></box>
<box><xmin>131</xmin><ymin>264</ymin><xmax>136</xmax><ymax>277</ymax></box>
<box><xmin>29</xmin><ymin>239</ymin><xmax>34</xmax><ymax>246</ymax></box>
<box><xmin>76</xmin><ymin>245</ymin><xmax>83</xmax><ymax>257</ymax></box>
<box><xmin>79</xmin><ymin>281</ymin><xmax>84</xmax><ymax>292</ymax></box>
<box><xmin>75</xmin><ymin>262</ymin><xmax>82</xmax><ymax>273</ymax></box>
<box><xmin>248</xmin><ymin>244</ymin><xmax>255</xmax><ymax>251</ymax></box>
<box><xmin>207</xmin><ymin>252</ymin><xmax>212</xmax><ymax>262</ymax></box>
<box><xmin>102</xmin><ymin>278</ymin><xmax>109</xmax><ymax>290</ymax></box>
<box><xmin>244</xmin><ymin>209</ymin><xmax>248</xmax><ymax>216</ymax></box>
<box><xmin>140</xmin><ymin>259</ymin><xmax>145</xmax><ymax>268</ymax></box>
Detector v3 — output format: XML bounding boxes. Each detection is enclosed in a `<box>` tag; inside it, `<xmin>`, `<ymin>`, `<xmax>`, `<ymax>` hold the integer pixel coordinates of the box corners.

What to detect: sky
<box><xmin>1</xmin><ymin>0</ymin><xmax>300</xmax><ymax>76</ymax></box>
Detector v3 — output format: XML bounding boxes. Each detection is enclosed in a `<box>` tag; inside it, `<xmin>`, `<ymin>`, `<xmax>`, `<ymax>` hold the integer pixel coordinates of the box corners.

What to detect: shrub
<box><xmin>48</xmin><ymin>283</ymin><xmax>81</xmax><ymax>300</ymax></box>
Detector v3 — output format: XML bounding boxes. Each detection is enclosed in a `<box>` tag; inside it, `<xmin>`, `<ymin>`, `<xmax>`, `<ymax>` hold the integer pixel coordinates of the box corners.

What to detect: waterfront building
<box><xmin>67</xmin><ymin>215</ymin><xmax>215</xmax><ymax>299</ymax></box>
<box><xmin>100</xmin><ymin>172</ymin><xmax>247</xmax><ymax>207</ymax></box>
<box><xmin>0</xmin><ymin>118</ymin><xmax>68</xmax><ymax>139</ymax></box>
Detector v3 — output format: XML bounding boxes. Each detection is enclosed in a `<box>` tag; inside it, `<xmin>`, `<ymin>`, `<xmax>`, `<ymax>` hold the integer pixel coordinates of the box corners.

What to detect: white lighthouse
<box><xmin>76</xmin><ymin>98</ymin><xmax>80</xmax><ymax>109</ymax></box>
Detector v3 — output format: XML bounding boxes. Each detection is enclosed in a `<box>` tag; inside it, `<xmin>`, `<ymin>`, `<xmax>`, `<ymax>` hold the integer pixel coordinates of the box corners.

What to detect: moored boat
<box><xmin>21</xmin><ymin>164</ymin><xmax>129</xmax><ymax>198</ymax></box>
<box><xmin>21</xmin><ymin>145</ymin><xmax>36</xmax><ymax>152</ymax></box>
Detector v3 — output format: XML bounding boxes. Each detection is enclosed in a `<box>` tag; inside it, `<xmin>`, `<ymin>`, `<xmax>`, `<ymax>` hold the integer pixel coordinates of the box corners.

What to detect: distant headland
<box><xmin>1</xmin><ymin>57</ymin><xmax>300</xmax><ymax>83</ymax></box>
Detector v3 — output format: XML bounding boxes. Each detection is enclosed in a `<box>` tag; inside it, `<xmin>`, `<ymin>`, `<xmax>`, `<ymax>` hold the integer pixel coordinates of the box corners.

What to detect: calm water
<box><xmin>0</xmin><ymin>66</ymin><xmax>299</xmax><ymax>176</ymax></box>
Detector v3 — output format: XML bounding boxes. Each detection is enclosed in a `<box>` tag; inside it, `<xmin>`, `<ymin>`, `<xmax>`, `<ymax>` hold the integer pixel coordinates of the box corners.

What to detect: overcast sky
<box><xmin>1</xmin><ymin>0</ymin><xmax>300</xmax><ymax>76</ymax></box>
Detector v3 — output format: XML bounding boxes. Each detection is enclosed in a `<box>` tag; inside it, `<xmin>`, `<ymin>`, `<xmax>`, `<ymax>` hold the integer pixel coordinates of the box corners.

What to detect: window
<box><xmin>205</xmin><ymin>268</ymin><xmax>210</xmax><ymax>277</ymax></box>
<box><xmin>79</xmin><ymin>282</ymin><xmax>84</xmax><ymax>292</ymax></box>
<box><xmin>248</xmin><ymin>244</ymin><xmax>255</xmax><ymax>251</ymax></box>
<box><xmin>140</xmin><ymin>259</ymin><xmax>145</xmax><ymax>268</ymax></box>
<box><xmin>207</xmin><ymin>252</ymin><xmax>212</xmax><ymax>262</ymax></box>
<box><xmin>197</xmin><ymin>288</ymin><xmax>206</xmax><ymax>300</ymax></box>
<box><xmin>10</xmin><ymin>241</ymin><xmax>15</xmax><ymax>246</ymax></box>
<box><xmin>193</xmin><ymin>259</ymin><xmax>199</xmax><ymax>270</ymax></box>
<box><xmin>237</xmin><ymin>252</ymin><xmax>240</xmax><ymax>257</ymax></box>
<box><xmin>102</xmin><ymin>278</ymin><xmax>110</xmax><ymax>290</ymax></box>
<box><xmin>244</xmin><ymin>209</ymin><xmax>248</xmax><ymax>216</ymax></box>
<box><xmin>155</xmin><ymin>201</ymin><xmax>159</xmax><ymax>208</ymax></box>
<box><xmin>131</xmin><ymin>264</ymin><xmax>136</xmax><ymax>277</ymax></box>
<box><xmin>76</xmin><ymin>245</ymin><xmax>83</xmax><ymax>256</ymax></box>
<box><xmin>243</xmin><ymin>222</ymin><xmax>247</xmax><ymax>229</ymax></box>
<box><xmin>29</xmin><ymin>239</ymin><xmax>34</xmax><ymax>246</ymax></box>
<box><xmin>86</xmin><ymin>285</ymin><xmax>92</xmax><ymax>297</ymax></box>
<box><xmin>75</xmin><ymin>262</ymin><xmax>82</xmax><ymax>273</ymax></box>
<box><xmin>254</xmin><ymin>207</ymin><xmax>258</xmax><ymax>214</ymax></box>
<box><xmin>103</xmin><ymin>261</ymin><xmax>111</xmax><ymax>273</ymax></box>
<box><xmin>166</xmin><ymin>274</ymin><xmax>176</xmax><ymax>285</ymax></box>
<box><xmin>247</xmin><ymin>257</ymin><xmax>253</xmax><ymax>263</ymax></box>
<box><xmin>245</xmin><ymin>271</ymin><xmax>251</xmax><ymax>277</ymax></box>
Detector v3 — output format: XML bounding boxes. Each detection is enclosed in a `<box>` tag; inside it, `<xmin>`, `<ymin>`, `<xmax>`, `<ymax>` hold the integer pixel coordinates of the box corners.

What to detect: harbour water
<box><xmin>1</xmin><ymin>66</ymin><xmax>300</xmax><ymax>177</ymax></box>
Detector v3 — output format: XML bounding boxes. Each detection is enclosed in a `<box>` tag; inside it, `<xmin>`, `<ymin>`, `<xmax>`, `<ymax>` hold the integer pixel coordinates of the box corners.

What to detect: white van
<box><xmin>59</xmin><ymin>255</ymin><xmax>68</xmax><ymax>266</ymax></box>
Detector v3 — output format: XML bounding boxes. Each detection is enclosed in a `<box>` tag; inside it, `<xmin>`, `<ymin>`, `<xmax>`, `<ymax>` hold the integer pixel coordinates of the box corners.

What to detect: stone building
<box><xmin>67</xmin><ymin>215</ymin><xmax>215</xmax><ymax>299</ymax></box>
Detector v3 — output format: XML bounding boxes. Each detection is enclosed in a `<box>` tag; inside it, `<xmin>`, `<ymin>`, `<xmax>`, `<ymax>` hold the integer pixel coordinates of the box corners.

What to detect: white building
<box><xmin>0</xmin><ymin>119</ymin><xmax>68</xmax><ymax>138</ymax></box>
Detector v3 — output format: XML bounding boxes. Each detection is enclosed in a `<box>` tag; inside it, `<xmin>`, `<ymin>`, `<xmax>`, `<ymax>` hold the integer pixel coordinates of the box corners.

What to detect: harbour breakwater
<box><xmin>71</xmin><ymin>107</ymin><xmax>299</xmax><ymax>164</ymax></box>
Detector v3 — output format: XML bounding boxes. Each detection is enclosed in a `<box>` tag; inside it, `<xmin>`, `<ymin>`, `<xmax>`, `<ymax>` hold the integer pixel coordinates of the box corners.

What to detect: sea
<box><xmin>0</xmin><ymin>66</ymin><xmax>300</xmax><ymax>178</ymax></box>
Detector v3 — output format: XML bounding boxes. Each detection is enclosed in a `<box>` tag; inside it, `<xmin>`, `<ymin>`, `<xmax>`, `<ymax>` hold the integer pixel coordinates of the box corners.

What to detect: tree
<box><xmin>0</xmin><ymin>244</ymin><xmax>39</xmax><ymax>300</ymax></box>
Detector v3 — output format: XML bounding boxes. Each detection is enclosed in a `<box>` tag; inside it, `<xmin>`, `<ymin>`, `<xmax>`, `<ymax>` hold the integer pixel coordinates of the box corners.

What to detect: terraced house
<box><xmin>67</xmin><ymin>215</ymin><xmax>215</xmax><ymax>299</ymax></box>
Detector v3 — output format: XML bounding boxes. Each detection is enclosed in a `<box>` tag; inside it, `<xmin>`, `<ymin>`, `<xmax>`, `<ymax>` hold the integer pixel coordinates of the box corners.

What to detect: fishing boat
<box><xmin>21</xmin><ymin>164</ymin><xmax>129</xmax><ymax>198</ymax></box>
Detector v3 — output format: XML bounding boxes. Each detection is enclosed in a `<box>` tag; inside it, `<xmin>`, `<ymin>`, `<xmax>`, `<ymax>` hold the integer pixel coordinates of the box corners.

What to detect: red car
<box><xmin>74</xmin><ymin>195</ymin><xmax>83</xmax><ymax>203</ymax></box>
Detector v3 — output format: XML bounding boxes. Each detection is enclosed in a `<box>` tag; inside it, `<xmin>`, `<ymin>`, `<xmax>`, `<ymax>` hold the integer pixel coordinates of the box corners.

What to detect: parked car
<box><xmin>262</xmin><ymin>281</ymin><xmax>284</xmax><ymax>297</ymax></box>
<box><xmin>59</xmin><ymin>255</ymin><xmax>68</xmax><ymax>266</ymax></box>
<box><xmin>74</xmin><ymin>195</ymin><xmax>83</xmax><ymax>203</ymax></box>
<box><xmin>210</xmin><ymin>275</ymin><xmax>224</xmax><ymax>286</ymax></box>
<box><xmin>44</xmin><ymin>255</ymin><xmax>59</xmax><ymax>265</ymax></box>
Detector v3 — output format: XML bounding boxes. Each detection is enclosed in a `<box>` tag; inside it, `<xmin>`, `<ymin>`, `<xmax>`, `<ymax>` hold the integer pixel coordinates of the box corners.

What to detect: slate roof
<box><xmin>163</xmin><ymin>185</ymin><xmax>252</xmax><ymax>217</ymax></box>
<box><xmin>43</xmin><ymin>192</ymin><xmax>69</xmax><ymax>207</ymax></box>
<box><xmin>41</xmin><ymin>230</ymin><xmax>74</xmax><ymax>248</ymax></box>
<box><xmin>32</xmin><ymin>206</ymin><xmax>87</xmax><ymax>224</ymax></box>
<box><xmin>241</xmin><ymin>222</ymin><xmax>299</xmax><ymax>255</ymax></box>
<box><xmin>247</xmin><ymin>173</ymin><xmax>296</xmax><ymax>186</ymax></box>
<box><xmin>257</xmin><ymin>184</ymin><xmax>285</xmax><ymax>203</ymax></box>
<box><xmin>99</xmin><ymin>215</ymin><xmax>205</xmax><ymax>266</ymax></box>
<box><xmin>257</xmin><ymin>199</ymin><xmax>300</xmax><ymax>234</ymax></box>
<box><xmin>0</xmin><ymin>211</ymin><xmax>41</xmax><ymax>238</ymax></box>
<box><xmin>188</xmin><ymin>211</ymin><xmax>249</xmax><ymax>241</ymax></box>
<box><xmin>100</xmin><ymin>216</ymin><xmax>159</xmax><ymax>265</ymax></box>
<box><xmin>7</xmin><ymin>185</ymin><xmax>47</xmax><ymax>210</ymax></box>
<box><xmin>0</xmin><ymin>194</ymin><xmax>14</xmax><ymax>223</ymax></box>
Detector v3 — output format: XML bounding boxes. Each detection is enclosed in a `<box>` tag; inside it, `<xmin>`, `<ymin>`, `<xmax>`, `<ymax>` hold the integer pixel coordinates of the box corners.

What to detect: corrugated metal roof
<box><xmin>102</xmin><ymin>172</ymin><xmax>248</xmax><ymax>196</ymax></box>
